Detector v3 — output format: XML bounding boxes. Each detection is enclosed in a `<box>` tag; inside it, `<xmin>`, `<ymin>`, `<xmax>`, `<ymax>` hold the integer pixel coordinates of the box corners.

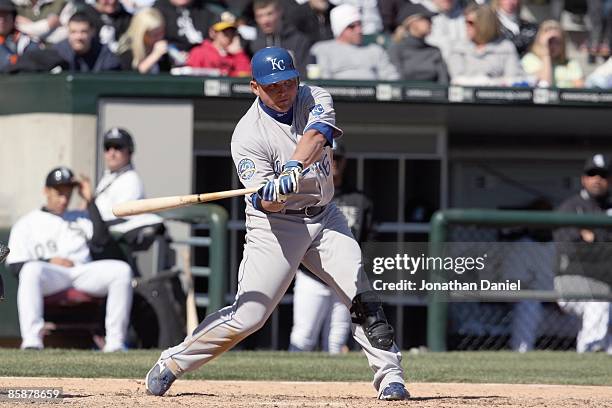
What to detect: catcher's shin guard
<box><xmin>350</xmin><ymin>291</ymin><xmax>395</xmax><ymax>350</ymax></box>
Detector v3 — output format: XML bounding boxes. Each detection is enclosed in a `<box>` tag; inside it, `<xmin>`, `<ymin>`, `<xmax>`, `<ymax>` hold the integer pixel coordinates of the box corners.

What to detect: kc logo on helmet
<box><xmin>270</xmin><ymin>58</ymin><xmax>286</xmax><ymax>71</ymax></box>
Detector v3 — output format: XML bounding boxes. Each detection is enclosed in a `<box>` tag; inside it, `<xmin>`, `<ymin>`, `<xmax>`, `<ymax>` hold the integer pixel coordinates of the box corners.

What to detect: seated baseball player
<box><xmin>95</xmin><ymin>127</ymin><xmax>164</xmax><ymax>254</ymax></box>
<box><xmin>6</xmin><ymin>166</ymin><xmax>133</xmax><ymax>351</ymax></box>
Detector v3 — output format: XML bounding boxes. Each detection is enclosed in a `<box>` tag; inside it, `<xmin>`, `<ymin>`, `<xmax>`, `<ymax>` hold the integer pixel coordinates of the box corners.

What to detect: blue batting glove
<box><xmin>257</xmin><ymin>179</ymin><xmax>287</xmax><ymax>203</ymax></box>
<box><xmin>278</xmin><ymin>160</ymin><xmax>303</xmax><ymax>195</ymax></box>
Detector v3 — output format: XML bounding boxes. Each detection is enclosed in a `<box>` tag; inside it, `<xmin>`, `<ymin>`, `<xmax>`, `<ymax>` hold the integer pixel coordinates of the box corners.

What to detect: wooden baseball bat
<box><xmin>112</xmin><ymin>186</ymin><xmax>260</xmax><ymax>217</ymax></box>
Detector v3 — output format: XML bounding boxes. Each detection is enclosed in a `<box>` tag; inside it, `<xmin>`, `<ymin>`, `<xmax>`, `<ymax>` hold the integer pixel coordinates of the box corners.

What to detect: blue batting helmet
<box><xmin>251</xmin><ymin>47</ymin><xmax>299</xmax><ymax>85</ymax></box>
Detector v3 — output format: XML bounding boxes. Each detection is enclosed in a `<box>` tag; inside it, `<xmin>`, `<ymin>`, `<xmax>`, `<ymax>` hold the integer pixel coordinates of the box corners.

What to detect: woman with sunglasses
<box><xmin>388</xmin><ymin>2</ymin><xmax>449</xmax><ymax>83</ymax></box>
<box><xmin>447</xmin><ymin>3</ymin><xmax>525</xmax><ymax>86</ymax></box>
<box><xmin>521</xmin><ymin>20</ymin><xmax>584</xmax><ymax>88</ymax></box>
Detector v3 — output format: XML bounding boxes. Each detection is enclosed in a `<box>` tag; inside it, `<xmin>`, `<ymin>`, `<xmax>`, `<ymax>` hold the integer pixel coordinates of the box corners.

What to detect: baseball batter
<box><xmin>6</xmin><ymin>167</ymin><xmax>133</xmax><ymax>351</ymax></box>
<box><xmin>146</xmin><ymin>47</ymin><xmax>408</xmax><ymax>400</ymax></box>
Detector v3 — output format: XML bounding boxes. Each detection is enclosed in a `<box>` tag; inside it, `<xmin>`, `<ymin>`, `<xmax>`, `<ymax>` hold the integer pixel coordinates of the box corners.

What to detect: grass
<box><xmin>0</xmin><ymin>349</ymin><xmax>610</xmax><ymax>386</ymax></box>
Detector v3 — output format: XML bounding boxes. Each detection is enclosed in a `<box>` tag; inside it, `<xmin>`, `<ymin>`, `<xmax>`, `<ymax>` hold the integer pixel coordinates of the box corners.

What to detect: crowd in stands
<box><xmin>1</xmin><ymin>0</ymin><xmax>612</xmax><ymax>87</ymax></box>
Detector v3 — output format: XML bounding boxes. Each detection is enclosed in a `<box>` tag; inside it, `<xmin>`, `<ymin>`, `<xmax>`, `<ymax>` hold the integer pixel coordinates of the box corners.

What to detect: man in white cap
<box><xmin>309</xmin><ymin>3</ymin><xmax>399</xmax><ymax>80</ymax></box>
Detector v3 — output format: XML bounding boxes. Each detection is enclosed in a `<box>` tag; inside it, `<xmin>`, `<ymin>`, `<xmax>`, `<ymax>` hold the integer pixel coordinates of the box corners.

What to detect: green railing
<box><xmin>427</xmin><ymin>209</ymin><xmax>612</xmax><ymax>352</ymax></box>
<box><xmin>160</xmin><ymin>204</ymin><xmax>228</xmax><ymax>313</ymax></box>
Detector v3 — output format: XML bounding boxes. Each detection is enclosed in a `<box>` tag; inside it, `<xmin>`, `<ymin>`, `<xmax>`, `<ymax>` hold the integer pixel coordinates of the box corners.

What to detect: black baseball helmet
<box><xmin>45</xmin><ymin>166</ymin><xmax>79</xmax><ymax>187</ymax></box>
<box><xmin>103</xmin><ymin>127</ymin><xmax>134</xmax><ymax>153</ymax></box>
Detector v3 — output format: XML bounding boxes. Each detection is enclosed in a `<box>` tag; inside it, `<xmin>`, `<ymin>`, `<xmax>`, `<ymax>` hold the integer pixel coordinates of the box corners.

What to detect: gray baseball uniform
<box><xmin>156</xmin><ymin>84</ymin><xmax>404</xmax><ymax>395</ymax></box>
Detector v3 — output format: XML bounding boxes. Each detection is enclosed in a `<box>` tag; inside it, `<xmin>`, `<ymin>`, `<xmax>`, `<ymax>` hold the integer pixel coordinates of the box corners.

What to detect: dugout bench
<box><xmin>0</xmin><ymin>204</ymin><xmax>228</xmax><ymax>349</ymax></box>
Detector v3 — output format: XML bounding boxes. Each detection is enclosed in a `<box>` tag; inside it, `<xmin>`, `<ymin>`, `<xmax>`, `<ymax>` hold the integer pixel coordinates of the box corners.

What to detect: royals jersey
<box><xmin>231</xmin><ymin>84</ymin><xmax>342</xmax><ymax>214</ymax></box>
<box><xmin>6</xmin><ymin>209</ymin><xmax>93</xmax><ymax>265</ymax></box>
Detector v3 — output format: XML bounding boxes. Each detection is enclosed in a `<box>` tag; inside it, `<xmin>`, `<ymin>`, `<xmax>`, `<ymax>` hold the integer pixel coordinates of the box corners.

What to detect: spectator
<box><xmin>12</xmin><ymin>0</ymin><xmax>74</xmax><ymax>44</ymax></box>
<box><xmin>5</xmin><ymin>166</ymin><xmax>133</xmax><ymax>351</ymax></box>
<box><xmin>553</xmin><ymin>154</ymin><xmax>612</xmax><ymax>354</ymax></box>
<box><xmin>586</xmin><ymin>56</ymin><xmax>612</xmax><ymax>88</ymax></box>
<box><xmin>332</xmin><ymin>0</ymin><xmax>383</xmax><ymax>36</ymax></box>
<box><xmin>0</xmin><ymin>0</ymin><xmax>39</xmax><ymax>73</ymax></box>
<box><xmin>186</xmin><ymin>12</ymin><xmax>251</xmax><ymax>76</ymax></box>
<box><xmin>309</xmin><ymin>4</ymin><xmax>399</xmax><ymax>80</ymax></box>
<box><xmin>490</xmin><ymin>0</ymin><xmax>537</xmax><ymax>56</ymax></box>
<box><xmin>245</xmin><ymin>0</ymin><xmax>310</xmax><ymax>77</ymax></box>
<box><xmin>388</xmin><ymin>2</ymin><xmax>449</xmax><ymax>83</ymax></box>
<box><xmin>82</xmin><ymin>0</ymin><xmax>133</xmax><ymax>53</ymax></box>
<box><xmin>120</xmin><ymin>0</ymin><xmax>156</xmax><ymax>14</ymax></box>
<box><xmin>447</xmin><ymin>3</ymin><xmax>524</xmax><ymax>86</ymax></box>
<box><xmin>290</xmin><ymin>140</ymin><xmax>372</xmax><ymax>354</ymax></box>
<box><xmin>521</xmin><ymin>20</ymin><xmax>584</xmax><ymax>88</ymax></box>
<box><xmin>288</xmin><ymin>0</ymin><xmax>334</xmax><ymax>45</ymax></box>
<box><xmin>585</xmin><ymin>0</ymin><xmax>608</xmax><ymax>64</ymax></box>
<box><xmin>378</xmin><ymin>0</ymin><xmax>403</xmax><ymax>33</ymax></box>
<box><xmin>54</xmin><ymin>12</ymin><xmax>121</xmax><ymax>72</ymax></box>
<box><xmin>153</xmin><ymin>0</ymin><xmax>215</xmax><ymax>53</ymax></box>
<box><xmin>95</xmin><ymin>128</ymin><xmax>164</xmax><ymax>254</ymax></box>
<box><xmin>117</xmin><ymin>7</ymin><xmax>172</xmax><ymax>73</ymax></box>
<box><xmin>421</xmin><ymin>0</ymin><xmax>466</xmax><ymax>62</ymax></box>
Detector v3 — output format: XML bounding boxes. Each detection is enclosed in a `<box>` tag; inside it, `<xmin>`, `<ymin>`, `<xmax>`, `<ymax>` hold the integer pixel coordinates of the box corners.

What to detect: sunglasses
<box><xmin>104</xmin><ymin>144</ymin><xmax>126</xmax><ymax>151</ymax></box>
<box><xmin>585</xmin><ymin>169</ymin><xmax>609</xmax><ymax>178</ymax></box>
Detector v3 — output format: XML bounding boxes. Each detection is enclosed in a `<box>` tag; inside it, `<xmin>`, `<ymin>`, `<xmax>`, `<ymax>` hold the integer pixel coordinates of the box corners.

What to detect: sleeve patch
<box><xmin>310</xmin><ymin>104</ymin><xmax>325</xmax><ymax>116</ymax></box>
<box><xmin>238</xmin><ymin>158</ymin><xmax>256</xmax><ymax>181</ymax></box>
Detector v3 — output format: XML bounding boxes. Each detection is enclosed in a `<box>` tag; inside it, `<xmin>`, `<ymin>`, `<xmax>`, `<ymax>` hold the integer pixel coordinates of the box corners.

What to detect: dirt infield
<box><xmin>1</xmin><ymin>377</ymin><xmax>611</xmax><ymax>407</ymax></box>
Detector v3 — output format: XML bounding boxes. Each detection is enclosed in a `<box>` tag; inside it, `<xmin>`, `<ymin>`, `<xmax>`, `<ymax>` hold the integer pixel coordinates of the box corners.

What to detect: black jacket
<box><xmin>154</xmin><ymin>0</ymin><xmax>216</xmax><ymax>51</ymax></box>
<box><xmin>553</xmin><ymin>189</ymin><xmax>612</xmax><ymax>285</ymax></box>
<box><xmin>388</xmin><ymin>34</ymin><xmax>449</xmax><ymax>84</ymax></box>
<box><xmin>499</xmin><ymin>19</ymin><xmax>538</xmax><ymax>57</ymax></box>
<box><xmin>81</xmin><ymin>3</ymin><xmax>132</xmax><ymax>50</ymax></box>
<box><xmin>288</xmin><ymin>3</ymin><xmax>333</xmax><ymax>47</ymax></box>
<box><xmin>54</xmin><ymin>38</ymin><xmax>120</xmax><ymax>72</ymax></box>
<box><xmin>245</xmin><ymin>24</ymin><xmax>311</xmax><ymax>77</ymax></box>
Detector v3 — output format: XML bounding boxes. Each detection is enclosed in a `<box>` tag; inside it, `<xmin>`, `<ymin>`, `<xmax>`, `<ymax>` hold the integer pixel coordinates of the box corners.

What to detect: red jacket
<box><xmin>187</xmin><ymin>40</ymin><xmax>251</xmax><ymax>77</ymax></box>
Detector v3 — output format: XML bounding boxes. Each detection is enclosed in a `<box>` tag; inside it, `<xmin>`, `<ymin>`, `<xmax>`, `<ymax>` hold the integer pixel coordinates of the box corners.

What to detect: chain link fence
<box><xmin>428</xmin><ymin>210</ymin><xmax>612</xmax><ymax>352</ymax></box>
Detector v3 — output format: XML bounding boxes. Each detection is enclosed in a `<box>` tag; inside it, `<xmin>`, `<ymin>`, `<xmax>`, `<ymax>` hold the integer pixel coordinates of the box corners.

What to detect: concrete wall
<box><xmin>98</xmin><ymin>99</ymin><xmax>194</xmax><ymax>276</ymax></box>
<box><xmin>0</xmin><ymin>113</ymin><xmax>97</xmax><ymax>228</ymax></box>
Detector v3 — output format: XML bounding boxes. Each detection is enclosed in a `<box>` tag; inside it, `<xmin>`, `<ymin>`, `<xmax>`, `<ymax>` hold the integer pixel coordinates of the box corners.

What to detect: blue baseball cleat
<box><xmin>379</xmin><ymin>382</ymin><xmax>410</xmax><ymax>401</ymax></box>
<box><xmin>145</xmin><ymin>359</ymin><xmax>177</xmax><ymax>396</ymax></box>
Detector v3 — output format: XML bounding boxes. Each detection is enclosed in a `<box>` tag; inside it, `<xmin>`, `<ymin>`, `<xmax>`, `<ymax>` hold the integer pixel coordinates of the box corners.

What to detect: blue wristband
<box><xmin>251</xmin><ymin>192</ymin><xmax>270</xmax><ymax>213</ymax></box>
<box><xmin>305</xmin><ymin>122</ymin><xmax>334</xmax><ymax>146</ymax></box>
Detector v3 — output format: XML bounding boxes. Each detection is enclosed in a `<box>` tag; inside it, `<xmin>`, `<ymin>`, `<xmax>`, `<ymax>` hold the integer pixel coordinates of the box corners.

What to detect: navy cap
<box><xmin>251</xmin><ymin>47</ymin><xmax>299</xmax><ymax>85</ymax></box>
<box><xmin>0</xmin><ymin>0</ymin><xmax>16</xmax><ymax>13</ymax></box>
<box><xmin>583</xmin><ymin>153</ymin><xmax>611</xmax><ymax>174</ymax></box>
<box><xmin>45</xmin><ymin>166</ymin><xmax>78</xmax><ymax>187</ymax></box>
<box><xmin>103</xmin><ymin>127</ymin><xmax>134</xmax><ymax>153</ymax></box>
<box><xmin>396</xmin><ymin>3</ymin><xmax>437</xmax><ymax>26</ymax></box>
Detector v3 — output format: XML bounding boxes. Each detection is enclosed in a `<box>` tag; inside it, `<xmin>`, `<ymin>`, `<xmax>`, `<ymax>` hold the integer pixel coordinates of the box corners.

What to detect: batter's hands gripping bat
<box><xmin>112</xmin><ymin>187</ymin><xmax>260</xmax><ymax>217</ymax></box>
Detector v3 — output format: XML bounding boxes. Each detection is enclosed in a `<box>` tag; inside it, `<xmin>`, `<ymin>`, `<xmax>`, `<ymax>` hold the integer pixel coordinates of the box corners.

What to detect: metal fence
<box><xmin>427</xmin><ymin>209</ymin><xmax>612</xmax><ymax>352</ymax></box>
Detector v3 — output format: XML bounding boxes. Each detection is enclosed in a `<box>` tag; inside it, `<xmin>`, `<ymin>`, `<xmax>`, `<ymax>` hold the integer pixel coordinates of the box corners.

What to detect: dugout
<box><xmin>1</xmin><ymin>74</ymin><xmax>611</xmax><ymax>349</ymax></box>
